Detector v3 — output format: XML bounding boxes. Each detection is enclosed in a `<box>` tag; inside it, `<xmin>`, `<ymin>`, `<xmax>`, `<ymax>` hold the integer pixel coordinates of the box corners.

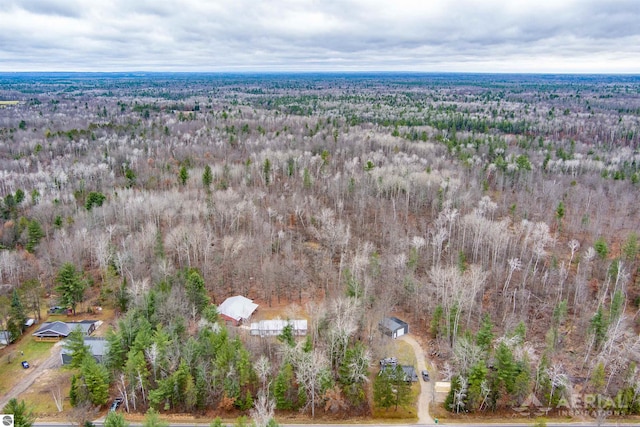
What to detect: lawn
<box><xmin>0</xmin><ymin>334</ymin><xmax>55</xmax><ymax>396</ymax></box>
<box><xmin>394</xmin><ymin>340</ymin><xmax>417</xmax><ymax>367</ymax></box>
<box><xmin>19</xmin><ymin>369</ymin><xmax>72</xmax><ymax>418</ymax></box>
<box><xmin>376</xmin><ymin>337</ymin><xmax>417</xmax><ymax>368</ymax></box>
<box><xmin>372</xmin><ymin>382</ymin><xmax>421</xmax><ymax>421</ymax></box>
<box><xmin>0</xmin><ymin>308</ymin><xmax>116</xmax><ymax>413</ymax></box>
<box><xmin>371</xmin><ymin>339</ymin><xmax>420</xmax><ymax>421</ymax></box>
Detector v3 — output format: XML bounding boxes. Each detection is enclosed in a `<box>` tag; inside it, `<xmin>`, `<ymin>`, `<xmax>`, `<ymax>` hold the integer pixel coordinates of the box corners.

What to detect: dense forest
<box><xmin>1</xmin><ymin>73</ymin><xmax>639</xmax><ymax>420</ymax></box>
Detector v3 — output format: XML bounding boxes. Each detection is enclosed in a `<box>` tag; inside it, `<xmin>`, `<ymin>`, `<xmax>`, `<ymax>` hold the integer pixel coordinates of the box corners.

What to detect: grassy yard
<box><xmin>372</xmin><ymin>381</ymin><xmax>421</xmax><ymax>421</ymax></box>
<box><xmin>0</xmin><ymin>334</ymin><xmax>55</xmax><ymax>396</ymax></box>
<box><xmin>394</xmin><ymin>340</ymin><xmax>417</xmax><ymax>367</ymax></box>
<box><xmin>0</xmin><ymin>308</ymin><xmax>115</xmax><ymax>411</ymax></box>
<box><xmin>375</xmin><ymin>337</ymin><xmax>417</xmax><ymax>368</ymax></box>
<box><xmin>371</xmin><ymin>339</ymin><xmax>420</xmax><ymax>421</ymax></box>
<box><xmin>20</xmin><ymin>369</ymin><xmax>72</xmax><ymax>418</ymax></box>
<box><xmin>0</xmin><ymin>307</ymin><xmax>116</xmax><ymax>394</ymax></box>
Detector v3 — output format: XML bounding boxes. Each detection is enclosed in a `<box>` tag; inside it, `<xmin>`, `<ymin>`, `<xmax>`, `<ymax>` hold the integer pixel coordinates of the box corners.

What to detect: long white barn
<box><xmin>250</xmin><ymin>319</ymin><xmax>307</xmax><ymax>337</ymax></box>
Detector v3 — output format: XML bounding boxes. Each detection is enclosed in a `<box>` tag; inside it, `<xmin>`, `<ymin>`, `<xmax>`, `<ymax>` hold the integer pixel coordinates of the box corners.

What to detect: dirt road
<box><xmin>399</xmin><ymin>334</ymin><xmax>434</xmax><ymax>424</ymax></box>
<box><xmin>0</xmin><ymin>342</ymin><xmax>63</xmax><ymax>410</ymax></box>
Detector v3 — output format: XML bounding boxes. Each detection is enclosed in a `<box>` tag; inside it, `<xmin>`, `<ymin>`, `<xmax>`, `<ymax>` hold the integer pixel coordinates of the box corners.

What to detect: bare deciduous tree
<box><xmin>250</xmin><ymin>390</ymin><xmax>275</xmax><ymax>427</ymax></box>
<box><xmin>51</xmin><ymin>385</ymin><xmax>64</xmax><ymax>412</ymax></box>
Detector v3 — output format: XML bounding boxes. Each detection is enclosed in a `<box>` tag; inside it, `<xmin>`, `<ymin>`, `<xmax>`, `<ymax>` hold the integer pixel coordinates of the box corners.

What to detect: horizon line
<box><xmin>2</xmin><ymin>70</ymin><xmax>640</xmax><ymax>76</ymax></box>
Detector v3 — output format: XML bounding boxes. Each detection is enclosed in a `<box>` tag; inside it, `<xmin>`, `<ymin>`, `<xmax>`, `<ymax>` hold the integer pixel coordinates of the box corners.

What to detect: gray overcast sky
<box><xmin>1</xmin><ymin>0</ymin><xmax>639</xmax><ymax>73</ymax></box>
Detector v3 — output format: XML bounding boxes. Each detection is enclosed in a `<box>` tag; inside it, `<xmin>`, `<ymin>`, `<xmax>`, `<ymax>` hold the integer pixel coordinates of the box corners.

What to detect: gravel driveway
<box><xmin>399</xmin><ymin>334</ymin><xmax>435</xmax><ymax>424</ymax></box>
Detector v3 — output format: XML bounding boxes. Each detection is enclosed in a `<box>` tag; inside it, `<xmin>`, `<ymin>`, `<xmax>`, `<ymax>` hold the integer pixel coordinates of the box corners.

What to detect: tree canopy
<box><xmin>55</xmin><ymin>263</ymin><xmax>87</xmax><ymax>315</ymax></box>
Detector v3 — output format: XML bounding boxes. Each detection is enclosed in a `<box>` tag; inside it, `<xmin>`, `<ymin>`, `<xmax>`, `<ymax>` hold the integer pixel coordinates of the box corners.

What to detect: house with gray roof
<box><xmin>401</xmin><ymin>365</ymin><xmax>419</xmax><ymax>382</ymax></box>
<box><xmin>61</xmin><ymin>337</ymin><xmax>108</xmax><ymax>365</ymax></box>
<box><xmin>32</xmin><ymin>320</ymin><xmax>97</xmax><ymax>341</ymax></box>
<box><xmin>379</xmin><ymin>316</ymin><xmax>409</xmax><ymax>339</ymax></box>
<box><xmin>379</xmin><ymin>363</ymin><xmax>419</xmax><ymax>383</ymax></box>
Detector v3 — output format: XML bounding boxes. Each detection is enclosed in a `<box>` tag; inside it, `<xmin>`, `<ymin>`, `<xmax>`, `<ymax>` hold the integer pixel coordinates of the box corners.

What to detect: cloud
<box><xmin>11</xmin><ymin>0</ymin><xmax>86</xmax><ymax>18</ymax></box>
<box><xmin>1</xmin><ymin>0</ymin><xmax>639</xmax><ymax>72</ymax></box>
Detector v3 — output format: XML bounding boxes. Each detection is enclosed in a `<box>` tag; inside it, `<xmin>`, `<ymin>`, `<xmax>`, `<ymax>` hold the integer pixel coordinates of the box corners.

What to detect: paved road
<box><xmin>398</xmin><ymin>334</ymin><xmax>434</xmax><ymax>424</ymax></box>
<box><xmin>0</xmin><ymin>342</ymin><xmax>63</xmax><ymax>409</ymax></box>
<box><xmin>35</xmin><ymin>423</ymin><xmax>640</xmax><ymax>427</ymax></box>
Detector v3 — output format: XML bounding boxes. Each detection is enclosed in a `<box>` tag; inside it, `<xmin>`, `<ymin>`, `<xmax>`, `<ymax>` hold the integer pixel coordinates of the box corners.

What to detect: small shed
<box><xmin>401</xmin><ymin>365</ymin><xmax>419</xmax><ymax>382</ymax></box>
<box><xmin>218</xmin><ymin>296</ymin><xmax>259</xmax><ymax>326</ymax></box>
<box><xmin>250</xmin><ymin>319</ymin><xmax>307</xmax><ymax>337</ymax></box>
<box><xmin>379</xmin><ymin>317</ymin><xmax>409</xmax><ymax>338</ymax></box>
<box><xmin>0</xmin><ymin>330</ymin><xmax>10</xmax><ymax>346</ymax></box>
<box><xmin>433</xmin><ymin>381</ymin><xmax>451</xmax><ymax>404</ymax></box>
<box><xmin>435</xmin><ymin>381</ymin><xmax>451</xmax><ymax>393</ymax></box>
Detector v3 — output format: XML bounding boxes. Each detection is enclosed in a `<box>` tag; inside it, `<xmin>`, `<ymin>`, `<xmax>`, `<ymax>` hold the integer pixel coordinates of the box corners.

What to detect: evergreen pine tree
<box><xmin>273</xmin><ymin>363</ymin><xmax>294</xmax><ymax>410</ymax></box>
<box><xmin>25</xmin><ymin>219</ymin><xmax>44</xmax><ymax>253</ymax></box>
<box><xmin>475</xmin><ymin>314</ymin><xmax>493</xmax><ymax>353</ymax></box>
<box><xmin>104</xmin><ymin>411</ymin><xmax>128</xmax><ymax>427</ymax></box>
<box><xmin>179</xmin><ymin>166</ymin><xmax>189</xmax><ymax>186</ymax></box>
<box><xmin>2</xmin><ymin>399</ymin><xmax>35</xmax><ymax>427</ymax></box>
<box><xmin>202</xmin><ymin>165</ymin><xmax>213</xmax><ymax>190</ymax></box>
<box><xmin>84</xmin><ymin>357</ymin><xmax>110</xmax><ymax>406</ymax></box>
<box><xmin>8</xmin><ymin>289</ymin><xmax>26</xmax><ymax>341</ymax></box>
<box><xmin>64</xmin><ymin>327</ymin><xmax>91</xmax><ymax>368</ymax></box>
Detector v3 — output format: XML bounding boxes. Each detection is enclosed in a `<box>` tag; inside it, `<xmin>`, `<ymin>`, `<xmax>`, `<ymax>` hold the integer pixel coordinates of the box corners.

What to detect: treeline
<box><xmin>444</xmin><ymin>299</ymin><xmax>640</xmax><ymax>415</ymax></box>
<box><xmin>62</xmin><ymin>266</ymin><xmax>373</xmax><ymax>416</ymax></box>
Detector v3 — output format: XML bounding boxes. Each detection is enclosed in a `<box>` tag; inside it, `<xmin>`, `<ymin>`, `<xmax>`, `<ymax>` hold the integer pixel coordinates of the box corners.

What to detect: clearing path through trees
<box><xmin>399</xmin><ymin>334</ymin><xmax>435</xmax><ymax>424</ymax></box>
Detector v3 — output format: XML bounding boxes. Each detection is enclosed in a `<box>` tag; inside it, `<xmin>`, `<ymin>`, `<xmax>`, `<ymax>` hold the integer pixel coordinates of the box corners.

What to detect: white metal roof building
<box><xmin>250</xmin><ymin>319</ymin><xmax>308</xmax><ymax>337</ymax></box>
<box><xmin>218</xmin><ymin>295</ymin><xmax>259</xmax><ymax>325</ymax></box>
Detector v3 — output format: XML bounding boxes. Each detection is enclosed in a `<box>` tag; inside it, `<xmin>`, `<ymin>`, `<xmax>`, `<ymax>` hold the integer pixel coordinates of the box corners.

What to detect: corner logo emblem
<box><xmin>512</xmin><ymin>394</ymin><xmax>551</xmax><ymax>416</ymax></box>
<box><xmin>1</xmin><ymin>415</ymin><xmax>14</xmax><ymax>427</ymax></box>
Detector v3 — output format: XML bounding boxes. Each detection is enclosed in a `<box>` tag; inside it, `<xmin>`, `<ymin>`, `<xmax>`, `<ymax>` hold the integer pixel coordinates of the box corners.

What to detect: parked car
<box><xmin>110</xmin><ymin>397</ymin><xmax>123</xmax><ymax>412</ymax></box>
<box><xmin>421</xmin><ymin>369</ymin><xmax>430</xmax><ymax>381</ymax></box>
<box><xmin>48</xmin><ymin>306</ymin><xmax>64</xmax><ymax>314</ymax></box>
<box><xmin>21</xmin><ymin>360</ymin><xmax>30</xmax><ymax>369</ymax></box>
